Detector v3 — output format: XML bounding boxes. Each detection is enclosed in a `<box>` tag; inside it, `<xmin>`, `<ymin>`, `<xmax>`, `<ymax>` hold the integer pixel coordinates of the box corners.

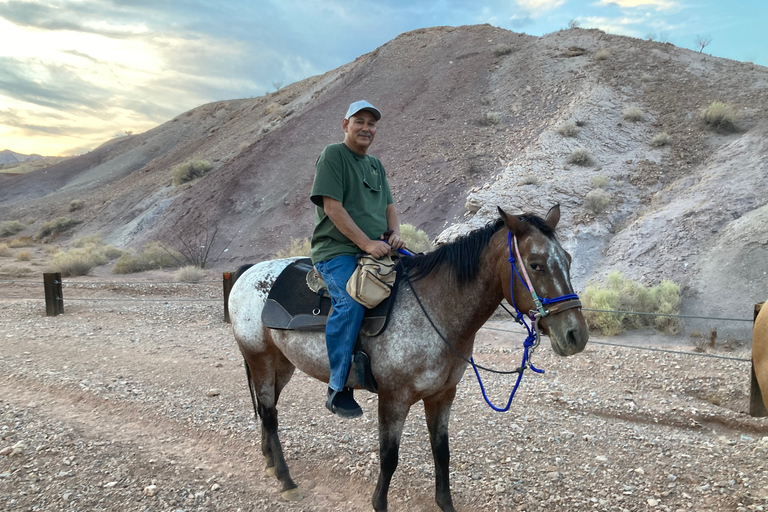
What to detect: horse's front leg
<box><xmin>372</xmin><ymin>394</ymin><xmax>409</xmax><ymax>512</ymax></box>
<box><xmin>424</xmin><ymin>387</ymin><xmax>458</xmax><ymax>512</ymax></box>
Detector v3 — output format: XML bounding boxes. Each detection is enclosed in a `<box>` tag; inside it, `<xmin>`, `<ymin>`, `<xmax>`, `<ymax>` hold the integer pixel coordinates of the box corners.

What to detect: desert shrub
<box><xmin>584</xmin><ymin>189</ymin><xmax>611</xmax><ymax>214</ymax></box>
<box><xmin>68</xmin><ymin>199</ymin><xmax>85</xmax><ymax>212</ymax></box>
<box><xmin>622</xmin><ymin>107</ymin><xmax>645</xmax><ymax>122</ymax></box>
<box><xmin>43</xmin><ymin>245</ymin><xmax>61</xmax><ymax>255</ymax></box>
<box><xmin>493</xmin><ymin>45</ymin><xmax>514</xmax><ymax>57</ymax></box>
<box><xmin>594</xmin><ymin>48</ymin><xmax>611</xmax><ymax>60</ymax></box>
<box><xmin>582</xmin><ymin>271</ymin><xmax>681</xmax><ymax>335</ymax></box>
<box><xmin>400</xmin><ymin>224</ymin><xmax>434</xmax><ymax>253</ymax></box>
<box><xmin>35</xmin><ymin>217</ymin><xmax>82</xmax><ymax>239</ymax></box>
<box><xmin>0</xmin><ymin>243</ymin><xmax>9</xmax><ymax>256</ymax></box>
<box><xmin>0</xmin><ymin>220</ymin><xmax>25</xmax><ymax>237</ymax></box>
<box><xmin>485</xmin><ymin>112</ymin><xmax>502</xmax><ymax>125</ymax></box>
<box><xmin>9</xmin><ymin>236</ymin><xmax>33</xmax><ymax>248</ymax></box>
<box><xmin>567</xmin><ymin>148</ymin><xmax>594</xmax><ymax>166</ymax></box>
<box><xmin>113</xmin><ymin>242</ymin><xmax>182</xmax><ymax>274</ymax></box>
<box><xmin>519</xmin><ymin>175</ymin><xmax>541</xmax><ymax>186</ymax></box>
<box><xmin>650</xmin><ymin>132</ymin><xmax>670</xmax><ymax>147</ymax></box>
<box><xmin>700</xmin><ymin>101</ymin><xmax>739</xmax><ymax>131</ymax></box>
<box><xmin>174</xmin><ymin>265</ymin><xmax>205</xmax><ymax>282</ymax></box>
<box><xmin>276</xmin><ymin>237</ymin><xmax>311</xmax><ymax>258</ymax></box>
<box><xmin>590</xmin><ymin>175</ymin><xmax>610</xmax><ymax>189</ymax></box>
<box><xmin>557</xmin><ymin>122</ymin><xmax>581</xmax><ymax>137</ymax></box>
<box><xmin>72</xmin><ymin>234</ymin><xmax>103</xmax><ymax>247</ymax></box>
<box><xmin>15</xmin><ymin>250</ymin><xmax>31</xmax><ymax>261</ymax></box>
<box><xmin>48</xmin><ymin>241</ymin><xmax>122</xmax><ymax>276</ymax></box>
<box><xmin>172</xmin><ymin>160</ymin><xmax>213</xmax><ymax>186</ymax></box>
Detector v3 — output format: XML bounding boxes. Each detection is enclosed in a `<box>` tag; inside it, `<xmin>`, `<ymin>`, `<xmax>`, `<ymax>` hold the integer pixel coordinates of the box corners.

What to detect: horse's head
<box><xmin>497</xmin><ymin>205</ymin><xmax>589</xmax><ymax>357</ymax></box>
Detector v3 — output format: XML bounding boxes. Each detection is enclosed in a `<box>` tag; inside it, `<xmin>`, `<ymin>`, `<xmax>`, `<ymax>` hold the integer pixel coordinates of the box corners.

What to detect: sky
<box><xmin>1</xmin><ymin>0</ymin><xmax>766</xmax><ymax>157</ymax></box>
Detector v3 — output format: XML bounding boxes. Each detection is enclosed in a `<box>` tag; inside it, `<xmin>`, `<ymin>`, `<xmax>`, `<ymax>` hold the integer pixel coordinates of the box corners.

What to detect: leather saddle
<box><xmin>262</xmin><ymin>258</ymin><xmax>398</xmax><ymax>337</ymax></box>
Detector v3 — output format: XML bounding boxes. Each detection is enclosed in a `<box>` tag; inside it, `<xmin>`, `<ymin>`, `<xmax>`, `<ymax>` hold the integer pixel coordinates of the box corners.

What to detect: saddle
<box><xmin>262</xmin><ymin>258</ymin><xmax>402</xmax><ymax>394</ymax></box>
<box><xmin>262</xmin><ymin>258</ymin><xmax>398</xmax><ymax>336</ymax></box>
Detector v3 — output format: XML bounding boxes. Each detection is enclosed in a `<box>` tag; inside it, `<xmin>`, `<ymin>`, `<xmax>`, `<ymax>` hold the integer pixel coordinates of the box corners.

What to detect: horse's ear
<box><xmin>544</xmin><ymin>204</ymin><xmax>561</xmax><ymax>231</ymax></box>
<box><xmin>498</xmin><ymin>206</ymin><xmax>529</xmax><ymax>236</ymax></box>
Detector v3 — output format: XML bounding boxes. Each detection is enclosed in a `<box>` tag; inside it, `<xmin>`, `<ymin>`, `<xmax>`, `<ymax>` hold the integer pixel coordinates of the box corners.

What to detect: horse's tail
<box><xmin>233</xmin><ymin>264</ymin><xmax>255</xmax><ymax>284</ymax></box>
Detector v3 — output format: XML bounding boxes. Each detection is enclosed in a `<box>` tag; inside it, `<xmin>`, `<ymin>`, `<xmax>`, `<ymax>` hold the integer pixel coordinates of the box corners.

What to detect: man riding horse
<box><xmin>310</xmin><ymin>100</ymin><xmax>405</xmax><ymax>418</ymax></box>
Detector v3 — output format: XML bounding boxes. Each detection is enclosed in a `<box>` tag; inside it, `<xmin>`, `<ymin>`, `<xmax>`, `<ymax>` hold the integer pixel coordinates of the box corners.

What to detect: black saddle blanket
<box><xmin>262</xmin><ymin>258</ymin><xmax>397</xmax><ymax>337</ymax></box>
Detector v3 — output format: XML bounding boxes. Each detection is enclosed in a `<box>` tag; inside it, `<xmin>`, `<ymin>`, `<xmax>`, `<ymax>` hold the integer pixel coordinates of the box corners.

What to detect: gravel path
<box><xmin>2</xmin><ymin>278</ymin><xmax>768</xmax><ymax>511</ymax></box>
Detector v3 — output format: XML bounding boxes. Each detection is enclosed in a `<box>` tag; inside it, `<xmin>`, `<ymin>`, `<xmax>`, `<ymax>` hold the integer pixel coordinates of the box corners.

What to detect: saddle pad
<box><xmin>262</xmin><ymin>258</ymin><xmax>398</xmax><ymax>336</ymax></box>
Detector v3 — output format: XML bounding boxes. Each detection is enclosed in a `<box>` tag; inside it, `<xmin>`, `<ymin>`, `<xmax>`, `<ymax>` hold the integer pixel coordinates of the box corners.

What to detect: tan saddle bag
<box><xmin>346</xmin><ymin>253</ymin><xmax>397</xmax><ymax>309</ymax></box>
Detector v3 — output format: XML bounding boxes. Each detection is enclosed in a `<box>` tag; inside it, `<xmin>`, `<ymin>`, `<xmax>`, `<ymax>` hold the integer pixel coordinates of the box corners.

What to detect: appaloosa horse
<box><xmin>229</xmin><ymin>205</ymin><xmax>589</xmax><ymax>511</ymax></box>
<box><xmin>751</xmin><ymin>302</ymin><xmax>768</xmax><ymax>416</ymax></box>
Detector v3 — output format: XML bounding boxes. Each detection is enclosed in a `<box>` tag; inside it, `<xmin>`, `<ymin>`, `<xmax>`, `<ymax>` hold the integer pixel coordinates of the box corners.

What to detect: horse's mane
<box><xmin>400</xmin><ymin>214</ymin><xmax>555</xmax><ymax>284</ymax></box>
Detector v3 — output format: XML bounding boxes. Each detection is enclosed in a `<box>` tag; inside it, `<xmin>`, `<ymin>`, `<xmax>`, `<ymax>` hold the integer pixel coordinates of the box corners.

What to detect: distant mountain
<box><xmin>0</xmin><ymin>150</ymin><xmax>44</xmax><ymax>165</ymax></box>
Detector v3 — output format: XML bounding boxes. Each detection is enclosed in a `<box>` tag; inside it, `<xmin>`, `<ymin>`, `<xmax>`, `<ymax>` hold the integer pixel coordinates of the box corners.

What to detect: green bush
<box><xmin>590</xmin><ymin>175</ymin><xmax>610</xmax><ymax>189</ymax></box>
<box><xmin>585</xmin><ymin>189</ymin><xmax>611</xmax><ymax>214</ymax></box>
<box><xmin>68</xmin><ymin>199</ymin><xmax>85</xmax><ymax>212</ymax></box>
<box><xmin>583</xmin><ymin>271</ymin><xmax>681</xmax><ymax>335</ymax></box>
<box><xmin>0</xmin><ymin>220</ymin><xmax>26</xmax><ymax>237</ymax></box>
<box><xmin>557</xmin><ymin>122</ymin><xmax>581</xmax><ymax>137</ymax></box>
<box><xmin>485</xmin><ymin>112</ymin><xmax>502</xmax><ymax>125</ymax></box>
<box><xmin>492</xmin><ymin>45</ymin><xmax>514</xmax><ymax>57</ymax></box>
<box><xmin>174</xmin><ymin>265</ymin><xmax>205</xmax><ymax>282</ymax></box>
<box><xmin>35</xmin><ymin>217</ymin><xmax>82</xmax><ymax>240</ymax></box>
<box><xmin>622</xmin><ymin>107</ymin><xmax>645</xmax><ymax>122</ymax></box>
<box><xmin>568</xmin><ymin>148</ymin><xmax>594</xmax><ymax>166</ymax></box>
<box><xmin>172</xmin><ymin>160</ymin><xmax>213</xmax><ymax>186</ymax></box>
<box><xmin>400</xmin><ymin>224</ymin><xmax>434</xmax><ymax>253</ymax></box>
<box><xmin>700</xmin><ymin>101</ymin><xmax>739</xmax><ymax>131</ymax></box>
<box><xmin>113</xmin><ymin>242</ymin><xmax>183</xmax><ymax>274</ymax></box>
<box><xmin>650</xmin><ymin>132</ymin><xmax>670</xmax><ymax>147</ymax></box>
<box><xmin>276</xmin><ymin>237</ymin><xmax>311</xmax><ymax>258</ymax></box>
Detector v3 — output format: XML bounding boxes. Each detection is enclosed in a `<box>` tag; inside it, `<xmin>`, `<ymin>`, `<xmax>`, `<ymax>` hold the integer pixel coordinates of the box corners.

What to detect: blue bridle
<box><xmin>470</xmin><ymin>231</ymin><xmax>581</xmax><ymax>412</ymax></box>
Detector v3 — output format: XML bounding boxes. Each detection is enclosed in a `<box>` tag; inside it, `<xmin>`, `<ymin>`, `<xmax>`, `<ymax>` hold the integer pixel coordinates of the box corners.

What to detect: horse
<box><xmin>228</xmin><ymin>205</ymin><xmax>589</xmax><ymax>512</ymax></box>
<box><xmin>750</xmin><ymin>302</ymin><xmax>768</xmax><ymax>416</ymax></box>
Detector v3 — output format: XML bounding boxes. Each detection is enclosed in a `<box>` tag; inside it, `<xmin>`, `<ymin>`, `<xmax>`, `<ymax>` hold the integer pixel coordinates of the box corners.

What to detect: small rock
<box><xmin>634</xmin><ymin>467</ymin><xmax>645</xmax><ymax>475</ymax></box>
<box><xmin>647</xmin><ymin>498</ymin><xmax>659</xmax><ymax>506</ymax></box>
<box><xmin>104</xmin><ymin>481</ymin><xmax>118</xmax><ymax>488</ymax></box>
<box><xmin>206</xmin><ymin>389</ymin><xmax>221</xmax><ymax>397</ymax></box>
<box><xmin>211</xmin><ymin>483</ymin><xmax>221</xmax><ymax>491</ymax></box>
<box><xmin>143</xmin><ymin>484</ymin><xmax>158</xmax><ymax>496</ymax></box>
<box><xmin>0</xmin><ymin>447</ymin><xmax>12</xmax><ymax>456</ymax></box>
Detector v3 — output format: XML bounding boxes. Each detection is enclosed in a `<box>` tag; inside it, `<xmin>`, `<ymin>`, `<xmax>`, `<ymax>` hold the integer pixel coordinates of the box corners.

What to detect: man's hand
<box><xmin>383</xmin><ymin>232</ymin><xmax>405</xmax><ymax>251</ymax></box>
<box><xmin>363</xmin><ymin>240</ymin><xmax>392</xmax><ymax>259</ymax></box>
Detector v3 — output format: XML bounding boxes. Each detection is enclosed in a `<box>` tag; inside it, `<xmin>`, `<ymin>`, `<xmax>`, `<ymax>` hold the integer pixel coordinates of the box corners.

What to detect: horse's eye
<box><xmin>531</xmin><ymin>263</ymin><xmax>544</xmax><ymax>272</ymax></box>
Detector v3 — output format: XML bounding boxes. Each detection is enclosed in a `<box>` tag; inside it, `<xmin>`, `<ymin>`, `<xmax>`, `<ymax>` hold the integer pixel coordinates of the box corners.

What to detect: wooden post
<box><xmin>223</xmin><ymin>271</ymin><xmax>234</xmax><ymax>323</ymax></box>
<box><xmin>43</xmin><ymin>272</ymin><xmax>64</xmax><ymax>317</ymax></box>
<box><xmin>750</xmin><ymin>302</ymin><xmax>767</xmax><ymax>417</ymax></box>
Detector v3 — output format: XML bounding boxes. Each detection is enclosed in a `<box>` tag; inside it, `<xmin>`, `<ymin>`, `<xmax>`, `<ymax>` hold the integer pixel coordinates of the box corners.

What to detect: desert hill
<box><xmin>0</xmin><ymin>24</ymin><xmax>766</xmax><ymax>330</ymax></box>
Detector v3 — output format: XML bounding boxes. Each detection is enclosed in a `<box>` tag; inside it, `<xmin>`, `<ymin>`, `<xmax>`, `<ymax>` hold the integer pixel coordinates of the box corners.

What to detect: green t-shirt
<box><xmin>310</xmin><ymin>143</ymin><xmax>393</xmax><ymax>264</ymax></box>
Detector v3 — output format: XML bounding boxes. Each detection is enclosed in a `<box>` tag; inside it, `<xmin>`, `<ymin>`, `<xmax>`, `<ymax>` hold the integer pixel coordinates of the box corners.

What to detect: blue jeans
<box><xmin>314</xmin><ymin>255</ymin><xmax>366</xmax><ymax>392</ymax></box>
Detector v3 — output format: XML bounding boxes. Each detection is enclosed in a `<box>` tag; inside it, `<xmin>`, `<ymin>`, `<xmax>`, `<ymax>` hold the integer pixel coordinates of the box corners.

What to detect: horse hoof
<box><xmin>281</xmin><ymin>488</ymin><xmax>303</xmax><ymax>502</ymax></box>
<box><xmin>265</xmin><ymin>466</ymin><xmax>276</xmax><ymax>477</ymax></box>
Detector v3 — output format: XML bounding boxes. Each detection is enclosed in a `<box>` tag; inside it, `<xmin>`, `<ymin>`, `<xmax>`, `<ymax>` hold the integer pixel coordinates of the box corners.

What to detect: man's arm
<box><xmin>384</xmin><ymin>203</ymin><xmax>405</xmax><ymax>250</ymax></box>
<box><xmin>322</xmin><ymin>196</ymin><xmax>391</xmax><ymax>258</ymax></box>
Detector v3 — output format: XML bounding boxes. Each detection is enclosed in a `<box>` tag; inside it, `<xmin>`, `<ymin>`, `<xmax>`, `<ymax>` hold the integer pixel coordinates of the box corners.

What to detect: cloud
<box><xmin>509</xmin><ymin>14</ymin><xmax>534</xmax><ymax>28</ymax></box>
<box><xmin>595</xmin><ymin>0</ymin><xmax>678</xmax><ymax>10</ymax></box>
<box><xmin>515</xmin><ymin>0</ymin><xmax>566</xmax><ymax>15</ymax></box>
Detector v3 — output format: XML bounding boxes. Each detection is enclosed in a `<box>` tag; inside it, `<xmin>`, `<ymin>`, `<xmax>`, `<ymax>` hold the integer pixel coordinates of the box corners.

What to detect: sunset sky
<box><xmin>1</xmin><ymin>0</ymin><xmax>765</xmax><ymax>157</ymax></box>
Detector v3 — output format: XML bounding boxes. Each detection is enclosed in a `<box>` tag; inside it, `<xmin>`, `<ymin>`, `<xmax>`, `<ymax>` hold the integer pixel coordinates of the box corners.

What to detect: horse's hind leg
<box><xmin>424</xmin><ymin>387</ymin><xmax>458</xmax><ymax>512</ymax></box>
<box><xmin>243</xmin><ymin>350</ymin><xmax>300</xmax><ymax>500</ymax></box>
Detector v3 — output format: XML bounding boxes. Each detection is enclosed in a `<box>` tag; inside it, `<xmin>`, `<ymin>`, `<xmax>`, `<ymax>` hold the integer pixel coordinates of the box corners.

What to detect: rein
<box><xmin>399</xmin><ymin>230</ymin><xmax>581</xmax><ymax>412</ymax></box>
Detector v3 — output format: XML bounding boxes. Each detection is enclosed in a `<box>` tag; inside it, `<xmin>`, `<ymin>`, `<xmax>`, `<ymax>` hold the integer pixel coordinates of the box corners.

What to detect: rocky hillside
<box><xmin>0</xmin><ymin>150</ymin><xmax>43</xmax><ymax>165</ymax></box>
<box><xmin>0</xmin><ymin>24</ymin><xmax>766</xmax><ymax>328</ymax></box>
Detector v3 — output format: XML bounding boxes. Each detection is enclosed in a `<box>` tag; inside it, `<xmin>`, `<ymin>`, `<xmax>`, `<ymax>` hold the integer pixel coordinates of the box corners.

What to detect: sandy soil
<box><xmin>1</xmin><ymin>275</ymin><xmax>768</xmax><ymax>512</ymax></box>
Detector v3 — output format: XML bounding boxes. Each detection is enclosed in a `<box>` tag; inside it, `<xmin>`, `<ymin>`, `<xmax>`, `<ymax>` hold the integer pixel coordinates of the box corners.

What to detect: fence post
<box><xmin>43</xmin><ymin>272</ymin><xmax>64</xmax><ymax>317</ymax></box>
<box><xmin>750</xmin><ymin>302</ymin><xmax>767</xmax><ymax>417</ymax></box>
<box><xmin>223</xmin><ymin>271</ymin><xmax>234</xmax><ymax>323</ymax></box>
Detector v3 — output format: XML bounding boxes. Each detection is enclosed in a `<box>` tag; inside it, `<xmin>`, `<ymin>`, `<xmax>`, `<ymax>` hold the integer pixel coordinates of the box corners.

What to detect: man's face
<box><xmin>342</xmin><ymin>110</ymin><xmax>377</xmax><ymax>154</ymax></box>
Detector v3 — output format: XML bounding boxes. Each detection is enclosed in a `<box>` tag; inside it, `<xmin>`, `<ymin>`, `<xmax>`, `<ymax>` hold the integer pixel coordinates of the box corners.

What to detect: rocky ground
<box><xmin>2</xmin><ymin>275</ymin><xmax>768</xmax><ymax>512</ymax></box>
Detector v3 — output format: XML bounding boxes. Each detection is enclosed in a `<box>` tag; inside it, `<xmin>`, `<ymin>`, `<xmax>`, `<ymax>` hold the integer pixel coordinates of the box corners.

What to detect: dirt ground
<box><xmin>2</xmin><ymin>274</ymin><xmax>768</xmax><ymax>512</ymax></box>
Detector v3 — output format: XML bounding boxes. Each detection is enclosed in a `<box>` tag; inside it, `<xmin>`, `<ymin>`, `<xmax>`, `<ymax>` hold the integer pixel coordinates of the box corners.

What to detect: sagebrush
<box><xmin>113</xmin><ymin>242</ymin><xmax>182</xmax><ymax>274</ymax></box>
<box><xmin>172</xmin><ymin>160</ymin><xmax>213</xmax><ymax>186</ymax></box>
<box><xmin>48</xmin><ymin>238</ymin><xmax>123</xmax><ymax>277</ymax></box>
<box><xmin>622</xmin><ymin>107</ymin><xmax>645</xmax><ymax>122</ymax></box>
<box><xmin>0</xmin><ymin>220</ymin><xmax>25</xmax><ymax>237</ymax></box>
<box><xmin>35</xmin><ymin>217</ymin><xmax>82</xmax><ymax>240</ymax></box>
<box><xmin>174</xmin><ymin>265</ymin><xmax>205</xmax><ymax>282</ymax></box>
<box><xmin>400</xmin><ymin>224</ymin><xmax>434</xmax><ymax>254</ymax></box>
<box><xmin>557</xmin><ymin>123</ymin><xmax>580</xmax><ymax>137</ymax></box>
<box><xmin>585</xmin><ymin>189</ymin><xmax>611</xmax><ymax>214</ymax></box>
<box><xmin>568</xmin><ymin>148</ymin><xmax>594</xmax><ymax>166</ymax></box>
<box><xmin>700</xmin><ymin>101</ymin><xmax>739</xmax><ymax>132</ymax></box>
<box><xmin>582</xmin><ymin>271</ymin><xmax>682</xmax><ymax>335</ymax></box>
<box><xmin>651</xmin><ymin>132</ymin><xmax>670</xmax><ymax>147</ymax></box>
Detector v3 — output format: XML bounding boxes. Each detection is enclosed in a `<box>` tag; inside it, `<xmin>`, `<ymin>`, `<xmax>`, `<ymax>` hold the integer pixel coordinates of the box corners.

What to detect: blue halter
<box><xmin>471</xmin><ymin>231</ymin><xmax>580</xmax><ymax>412</ymax></box>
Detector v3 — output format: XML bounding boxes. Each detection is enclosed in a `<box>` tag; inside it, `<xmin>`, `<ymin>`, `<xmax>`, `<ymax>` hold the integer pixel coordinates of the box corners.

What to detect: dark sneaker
<box><xmin>326</xmin><ymin>388</ymin><xmax>363</xmax><ymax>419</ymax></box>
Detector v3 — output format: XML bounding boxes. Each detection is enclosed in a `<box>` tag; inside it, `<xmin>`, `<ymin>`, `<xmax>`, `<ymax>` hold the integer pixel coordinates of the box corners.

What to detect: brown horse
<box><xmin>751</xmin><ymin>302</ymin><xmax>768</xmax><ymax>416</ymax></box>
<box><xmin>228</xmin><ymin>205</ymin><xmax>589</xmax><ymax>512</ymax></box>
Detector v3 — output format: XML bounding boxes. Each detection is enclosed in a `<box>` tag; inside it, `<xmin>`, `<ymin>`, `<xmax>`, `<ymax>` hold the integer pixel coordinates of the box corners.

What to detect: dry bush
<box><xmin>400</xmin><ymin>224</ymin><xmax>434</xmax><ymax>254</ymax></box>
<box><xmin>557</xmin><ymin>122</ymin><xmax>581</xmax><ymax>137</ymax></box>
<box><xmin>492</xmin><ymin>45</ymin><xmax>514</xmax><ymax>57</ymax></box>
<box><xmin>172</xmin><ymin>160</ymin><xmax>213</xmax><ymax>186</ymax></box>
<box><xmin>567</xmin><ymin>148</ymin><xmax>594</xmax><ymax>166</ymax></box>
<box><xmin>15</xmin><ymin>250</ymin><xmax>31</xmax><ymax>261</ymax></box>
<box><xmin>651</xmin><ymin>132</ymin><xmax>670</xmax><ymax>147</ymax></box>
<box><xmin>594</xmin><ymin>48</ymin><xmax>611</xmax><ymax>60</ymax></box>
<box><xmin>583</xmin><ymin>271</ymin><xmax>682</xmax><ymax>335</ymax></box>
<box><xmin>585</xmin><ymin>189</ymin><xmax>611</xmax><ymax>214</ymax></box>
<box><xmin>9</xmin><ymin>236</ymin><xmax>33</xmax><ymax>248</ymax></box>
<box><xmin>174</xmin><ymin>265</ymin><xmax>205</xmax><ymax>282</ymax></box>
<box><xmin>519</xmin><ymin>175</ymin><xmax>541</xmax><ymax>186</ymax></box>
<box><xmin>0</xmin><ymin>220</ymin><xmax>25</xmax><ymax>237</ymax></box>
<box><xmin>72</xmin><ymin>234</ymin><xmax>103</xmax><ymax>247</ymax></box>
<box><xmin>68</xmin><ymin>199</ymin><xmax>85</xmax><ymax>212</ymax></box>
<box><xmin>484</xmin><ymin>112</ymin><xmax>502</xmax><ymax>125</ymax></box>
<box><xmin>0</xmin><ymin>243</ymin><xmax>9</xmax><ymax>256</ymax></box>
<box><xmin>700</xmin><ymin>101</ymin><xmax>739</xmax><ymax>132</ymax></box>
<box><xmin>590</xmin><ymin>175</ymin><xmax>610</xmax><ymax>189</ymax></box>
<box><xmin>113</xmin><ymin>242</ymin><xmax>182</xmax><ymax>274</ymax></box>
<box><xmin>622</xmin><ymin>107</ymin><xmax>645</xmax><ymax>122</ymax></box>
<box><xmin>48</xmin><ymin>241</ymin><xmax>122</xmax><ymax>276</ymax></box>
<box><xmin>35</xmin><ymin>217</ymin><xmax>82</xmax><ymax>240</ymax></box>
<box><xmin>0</xmin><ymin>265</ymin><xmax>31</xmax><ymax>277</ymax></box>
<box><xmin>43</xmin><ymin>245</ymin><xmax>61</xmax><ymax>255</ymax></box>
<box><xmin>276</xmin><ymin>237</ymin><xmax>311</xmax><ymax>258</ymax></box>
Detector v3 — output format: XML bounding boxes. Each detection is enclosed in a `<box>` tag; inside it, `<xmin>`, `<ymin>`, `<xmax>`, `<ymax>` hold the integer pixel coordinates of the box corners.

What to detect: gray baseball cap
<box><xmin>345</xmin><ymin>100</ymin><xmax>382</xmax><ymax>120</ymax></box>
